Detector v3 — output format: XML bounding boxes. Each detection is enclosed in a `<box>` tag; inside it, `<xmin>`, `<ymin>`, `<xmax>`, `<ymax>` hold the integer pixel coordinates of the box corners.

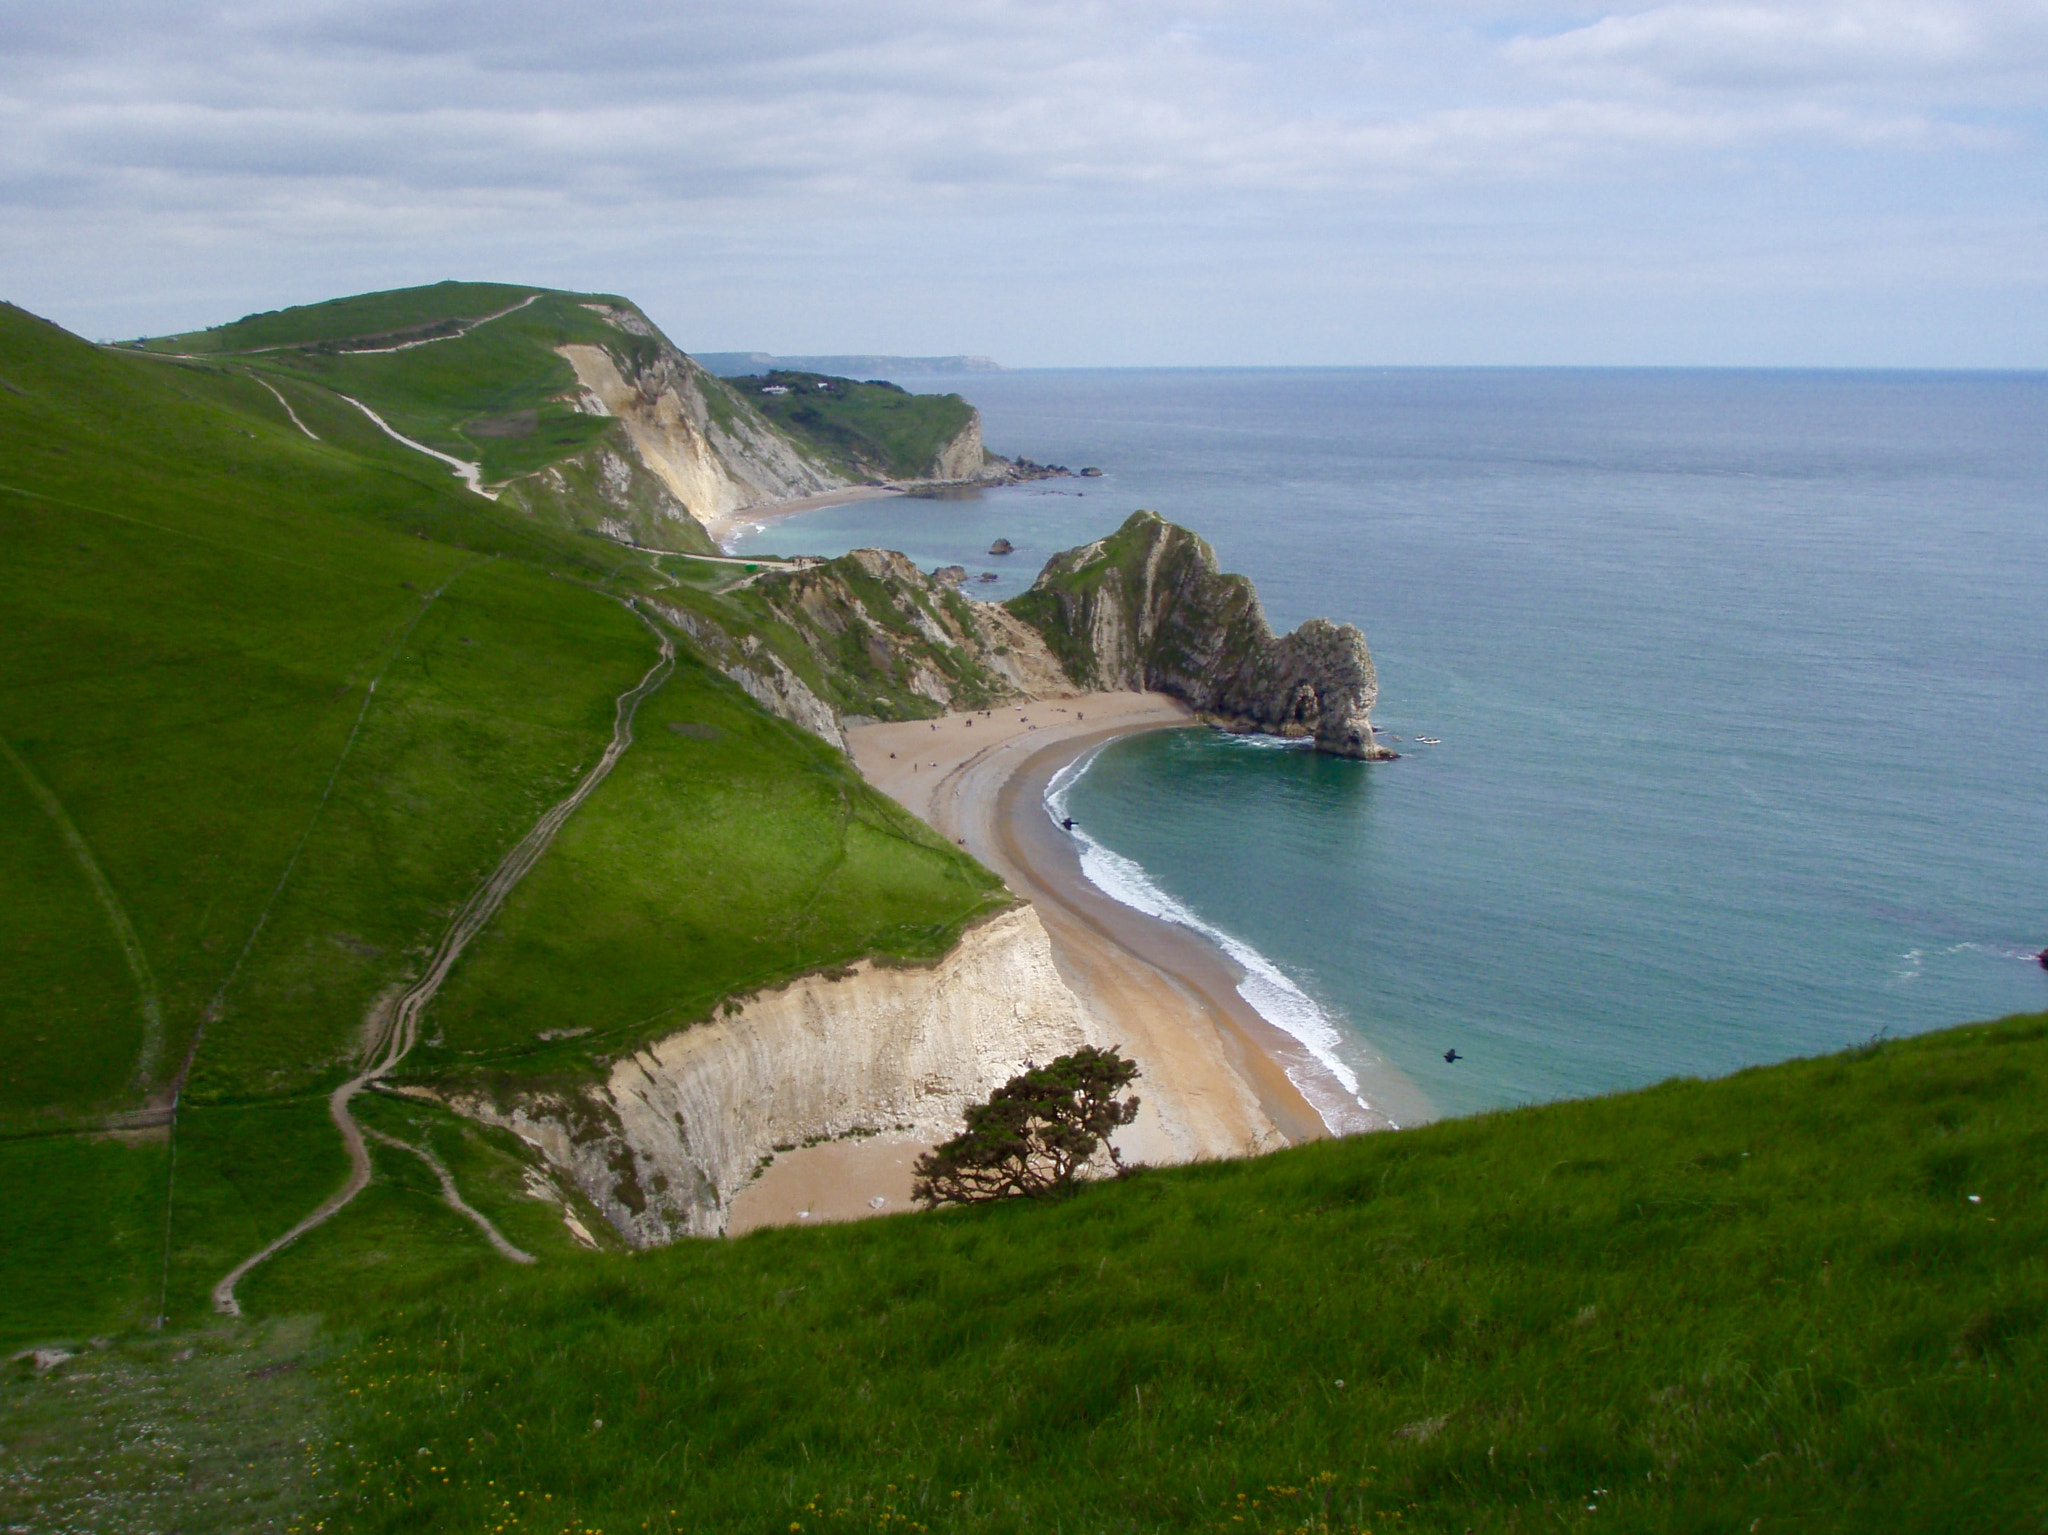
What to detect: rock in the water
<box><xmin>1006</xmin><ymin>511</ymin><xmax>1393</xmax><ymax>758</ymax></box>
<box><xmin>989</xmin><ymin>538</ymin><xmax>1014</xmax><ymax>556</ymax></box>
<box><xmin>931</xmin><ymin>565</ymin><xmax>968</xmax><ymax>584</ymax></box>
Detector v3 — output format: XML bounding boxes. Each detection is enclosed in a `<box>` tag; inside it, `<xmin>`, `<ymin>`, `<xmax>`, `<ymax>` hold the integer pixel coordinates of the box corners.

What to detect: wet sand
<box><xmin>727</xmin><ymin>1133</ymin><xmax>928</xmax><ymax>1237</ymax></box>
<box><xmin>730</xmin><ymin>693</ymin><xmax>1427</xmax><ymax>1234</ymax></box>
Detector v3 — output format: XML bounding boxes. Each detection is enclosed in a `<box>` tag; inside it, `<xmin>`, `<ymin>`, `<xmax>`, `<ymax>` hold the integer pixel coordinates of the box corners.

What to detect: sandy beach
<box><xmin>727</xmin><ymin>691</ymin><xmax>1428</xmax><ymax>1236</ymax></box>
<box><xmin>706</xmin><ymin>484</ymin><xmax>905</xmax><ymax>548</ymax></box>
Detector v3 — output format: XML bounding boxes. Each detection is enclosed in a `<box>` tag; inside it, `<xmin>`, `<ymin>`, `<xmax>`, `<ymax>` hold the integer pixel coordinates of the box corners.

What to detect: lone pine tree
<box><xmin>913</xmin><ymin>1046</ymin><xmax>1141</xmax><ymax>1206</ymax></box>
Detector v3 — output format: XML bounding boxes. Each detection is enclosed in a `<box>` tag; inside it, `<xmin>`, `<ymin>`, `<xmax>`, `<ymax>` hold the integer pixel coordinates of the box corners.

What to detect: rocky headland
<box><xmin>1006</xmin><ymin>510</ymin><xmax>1393</xmax><ymax>758</ymax></box>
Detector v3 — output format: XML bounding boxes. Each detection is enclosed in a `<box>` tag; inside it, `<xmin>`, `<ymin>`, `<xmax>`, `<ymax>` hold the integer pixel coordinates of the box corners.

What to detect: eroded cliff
<box><xmin>558</xmin><ymin>338</ymin><xmax>848</xmax><ymax>531</ymax></box>
<box><xmin>450</xmin><ymin>907</ymin><xmax>1100</xmax><ymax>1242</ymax></box>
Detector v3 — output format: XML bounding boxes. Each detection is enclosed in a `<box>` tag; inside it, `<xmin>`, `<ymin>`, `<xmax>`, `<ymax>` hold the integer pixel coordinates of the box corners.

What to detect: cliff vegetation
<box><xmin>127</xmin><ymin>281</ymin><xmax>992</xmax><ymax>550</ymax></box>
<box><xmin>728</xmin><ymin>370</ymin><xmax>985</xmax><ymax>482</ymax></box>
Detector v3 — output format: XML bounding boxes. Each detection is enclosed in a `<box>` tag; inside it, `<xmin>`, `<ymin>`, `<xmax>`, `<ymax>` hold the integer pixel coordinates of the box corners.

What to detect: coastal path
<box><xmin>212</xmin><ymin>600</ymin><xmax>675</xmax><ymax>1315</ymax></box>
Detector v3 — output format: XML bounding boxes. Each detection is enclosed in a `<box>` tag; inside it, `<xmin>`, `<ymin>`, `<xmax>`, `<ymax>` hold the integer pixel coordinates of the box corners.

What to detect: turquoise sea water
<box><xmin>731</xmin><ymin>369</ymin><xmax>2048</xmax><ymax>1121</ymax></box>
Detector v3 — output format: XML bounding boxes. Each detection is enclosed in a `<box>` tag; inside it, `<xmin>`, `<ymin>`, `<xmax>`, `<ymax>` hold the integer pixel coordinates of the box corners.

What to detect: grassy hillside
<box><xmin>0</xmin><ymin>301</ymin><xmax>1005</xmax><ymax>1340</ymax></box>
<box><xmin>7</xmin><ymin>1013</ymin><xmax>2041</xmax><ymax>1532</ymax></box>
<box><xmin>731</xmin><ymin>370</ymin><xmax>980</xmax><ymax>480</ymax></box>
<box><xmin>130</xmin><ymin>285</ymin><xmax>988</xmax><ymax>547</ymax></box>
<box><xmin>139</xmin><ymin>282</ymin><xmax>704</xmax><ymax>545</ymax></box>
<box><xmin>221</xmin><ymin>289</ymin><xmax>642</xmax><ymax>481</ymax></box>
<box><xmin>135</xmin><ymin>280</ymin><xmax>543</xmax><ymax>357</ymax></box>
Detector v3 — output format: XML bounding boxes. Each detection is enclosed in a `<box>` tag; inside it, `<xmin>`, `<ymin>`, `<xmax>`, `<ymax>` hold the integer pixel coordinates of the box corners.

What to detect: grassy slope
<box><xmin>9</xmin><ymin>1013</ymin><xmax>2036</xmax><ymax>1533</ymax></box>
<box><xmin>235</xmin><ymin>290</ymin><xmax>636</xmax><ymax>480</ymax></box>
<box><xmin>137</xmin><ymin>279</ymin><xmax>542</xmax><ymax>355</ymax></box>
<box><xmin>138</xmin><ymin>283</ymin><xmax>714</xmax><ymax>553</ymax></box>
<box><xmin>324</xmin><ymin>1013</ymin><xmax>2048</xmax><ymax>1533</ymax></box>
<box><xmin>418</xmin><ymin>642</ymin><xmax>1006</xmax><ymax>1075</ymax></box>
<box><xmin>731</xmin><ymin>371</ymin><xmax>978</xmax><ymax>480</ymax></box>
<box><xmin>136</xmin><ymin>286</ymin><xmax>979</xmax><ymax>554</ymax></box>
<box><xmin>0</xmin><ymin>302</ymin><xmax>1008</xmax><ymax>1342</ymax></box>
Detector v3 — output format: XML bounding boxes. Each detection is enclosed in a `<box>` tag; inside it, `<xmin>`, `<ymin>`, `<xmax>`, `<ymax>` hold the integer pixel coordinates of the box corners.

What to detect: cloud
<box><xmin>0</xmin><ymin>1</ymin><xmax>2041</xmax><ymax>361</ymax></box>
<box><xmin>6</xmin><ymin>0</ymin><xmax>2024</xmax><ymax>216</ymax></box>
<box><xmin>1506</xmin><ymin>0</ymin><xmax>2048</xmax><ymax>90</ymax></box>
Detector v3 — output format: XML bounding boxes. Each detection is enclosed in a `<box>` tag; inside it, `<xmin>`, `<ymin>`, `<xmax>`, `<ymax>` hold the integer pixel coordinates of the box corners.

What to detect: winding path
<box><xmin>363</xmin><ymin>1128</ymin><xmax>535</xmax><ymax>1264</ymax></box>
<box><xmin>340</xmin><ymin>395</ymin><xmax>497</xmax><ymax>499</ymax></box>
<box><xmin>212</xmin><ymin>600</ymin><xmax>675</xmax><ymax>1315</ymax></box>
<box><xmin>252</xmin><ymin>377</ymin><xmax>319</xmax><ymax>441</ymax></box>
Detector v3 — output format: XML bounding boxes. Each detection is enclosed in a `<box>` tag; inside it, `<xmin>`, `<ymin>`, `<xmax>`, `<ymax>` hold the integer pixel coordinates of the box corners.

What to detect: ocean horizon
<box><xmin>730</xmin><ymin>365</ymin><xmax>2048</xmax><ymax>1120</ymax></box>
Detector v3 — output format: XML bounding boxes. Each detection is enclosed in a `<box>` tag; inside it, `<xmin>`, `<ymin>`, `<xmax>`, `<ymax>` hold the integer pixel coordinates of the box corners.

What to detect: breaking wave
<box><xmin>1045</xmin><ymin>744</ymin><xmax>1385</xmax><ymax>1132</ymax></box>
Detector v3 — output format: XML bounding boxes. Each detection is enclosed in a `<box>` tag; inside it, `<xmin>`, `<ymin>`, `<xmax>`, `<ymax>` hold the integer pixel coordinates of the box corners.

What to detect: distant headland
<box><xmin>697</xmin><ymin>351</ymin><xmax>1003</xmax><ymax>378</ymax></box>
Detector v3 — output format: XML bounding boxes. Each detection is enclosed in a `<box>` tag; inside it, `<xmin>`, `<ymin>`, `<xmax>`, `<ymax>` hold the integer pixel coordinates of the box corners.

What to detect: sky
<box><xmin>3</xmin><ymin>1</ymin><xmax>2044</xmax><ymax>366</ymax></box>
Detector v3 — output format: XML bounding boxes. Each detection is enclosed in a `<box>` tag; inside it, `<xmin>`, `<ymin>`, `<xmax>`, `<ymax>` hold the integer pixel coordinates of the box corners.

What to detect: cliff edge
<box><xmin>1006</xmin><ymin>511</ymin><xmax>1393</xmax><ymax>758</ymax></box>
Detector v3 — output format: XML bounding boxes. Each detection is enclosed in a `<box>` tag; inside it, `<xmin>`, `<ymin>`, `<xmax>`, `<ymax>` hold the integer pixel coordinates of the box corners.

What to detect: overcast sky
<box><xmin>3</xmin><ymin>1</ymin><xmax>2043</xmax><ymax>365</ymax></box>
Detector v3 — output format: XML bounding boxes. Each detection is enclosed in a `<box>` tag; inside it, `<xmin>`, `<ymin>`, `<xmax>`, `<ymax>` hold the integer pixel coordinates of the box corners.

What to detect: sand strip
<box><xmin>708</xmin><ymin>484</ymin><xmax>904</xmax><ymax>547</ymax></box>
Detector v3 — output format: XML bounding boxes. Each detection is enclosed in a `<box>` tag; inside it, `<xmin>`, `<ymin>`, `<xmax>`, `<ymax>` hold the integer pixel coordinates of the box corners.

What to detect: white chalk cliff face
<box><xmin>930</xmin><ymin>410</ymin><xmax>987</xmax><ymax>482</ymax></box>
<box><xmin>455</xmin><ymin>907</ymin><xmax>1101</xmax><ymax>1242</ymax></box>
<box><xmin>558</xmin><ymin>342</ymin><xmax>847</xmax><ymax>531</ymax></box>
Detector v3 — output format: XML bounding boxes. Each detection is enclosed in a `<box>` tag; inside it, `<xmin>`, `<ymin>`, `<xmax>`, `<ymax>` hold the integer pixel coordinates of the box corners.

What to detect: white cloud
<box><xmin>0</xmin><ymin>1</ymin><xmax>2041</xmax><ymax>361</ymax></box>
<box><xmin>1507</xmin><ymin>0</ymin><xmax>2048</xmax><ymax>89</ymax></box>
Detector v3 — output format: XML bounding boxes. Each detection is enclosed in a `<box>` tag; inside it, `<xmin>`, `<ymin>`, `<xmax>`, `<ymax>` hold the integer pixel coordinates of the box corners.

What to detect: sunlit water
<box><xmin>731</xmin><ymin>368</ymin><xmax>2048</xmax><ymax>1119</ymax></box>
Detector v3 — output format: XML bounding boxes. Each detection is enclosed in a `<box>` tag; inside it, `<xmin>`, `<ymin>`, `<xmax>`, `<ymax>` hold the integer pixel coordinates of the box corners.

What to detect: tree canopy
<box><xmin>912</xmin><ymin>1046</ymin><xmax>1140</xmax><ymax>1206</ymax></box>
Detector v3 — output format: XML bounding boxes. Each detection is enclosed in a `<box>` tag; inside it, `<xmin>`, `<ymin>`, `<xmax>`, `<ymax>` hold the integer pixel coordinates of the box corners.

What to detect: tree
<box><xmin>912</xmin><ymin>1046</ymin><xmax>1141</xmax><ymax>1207</ymax></box>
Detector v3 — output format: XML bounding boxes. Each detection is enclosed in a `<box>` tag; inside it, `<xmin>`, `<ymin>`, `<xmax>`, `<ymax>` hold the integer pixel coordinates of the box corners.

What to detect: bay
<box><xmin>730</xmin><ymin>367</ymin><xmax>2048</xmax><ymax>1118</ymax></box>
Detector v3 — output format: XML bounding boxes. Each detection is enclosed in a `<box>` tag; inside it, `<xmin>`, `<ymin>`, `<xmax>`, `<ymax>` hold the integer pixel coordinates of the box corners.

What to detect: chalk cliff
<box><xmin>1006</xmin><ymin>511</ymin><xmax>1393</xmax><ymax>758</ymax></box>
<box><xmin>451</xmin><ymin>907</ymin><xmax>1099</xmax><ymax>1242</ymax></box>
<box><xmin>558</xmin><ymin>338</ymin><xmax>848</xmax><ymax>532</ymax></box>
<box><xmin>930</xmin><ymin>410</ymin><xmax>987</xmax><ymax>482</ymax></box>
<box><xmin>559</xmin><ymin>312</ymin><xmax>994</xmax><ymax>534</ymax></box>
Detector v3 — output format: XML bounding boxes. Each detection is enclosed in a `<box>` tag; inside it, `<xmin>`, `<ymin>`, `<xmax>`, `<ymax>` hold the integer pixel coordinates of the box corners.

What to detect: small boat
<box><xmin>1417</xmin><ymin>736</ymin><xmax>1442</xmax><ymax>745</ymax></box>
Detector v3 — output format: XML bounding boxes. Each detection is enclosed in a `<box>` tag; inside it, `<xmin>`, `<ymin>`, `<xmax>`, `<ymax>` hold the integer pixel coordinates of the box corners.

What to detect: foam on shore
<box><xmin>1045</xmin><ymin>744</ymin><xmax>1394</xmax><ymax>1134</ymax></box>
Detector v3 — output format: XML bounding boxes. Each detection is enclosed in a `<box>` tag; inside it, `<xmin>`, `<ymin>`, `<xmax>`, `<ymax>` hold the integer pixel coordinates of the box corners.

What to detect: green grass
<box><xmin>138</xmin><ymin>279</ymin><xmax>543</xmax><ymax>355</ymax></box>
<box><xmin>418</xmin><ymin>646</ymin><xmax>1009</xmax><ymax>1075</ymax></box>
<box><xmin>74</xmin><ymin>1009</ymin><xmax>2032</xmax><ymax>1535</ymax></box>
<box><xmin>0</xmin><ymin>1317</ymin><xmax>338</xmax><ymax>1534</ymax></box>
<box><xmin>0</xmin><ymin>1132</ymin><xmax>167</xmax><ymax>1341</ymax></box>
<box><xmin>239</xmin><ymin>290</ymin><xmax>632</xmax><ymax>478</ymax></box>
<box><xmin>181</xmin><ymin>560</ymin><xmax>663</xmax><ymax>1103</ymax></box>
<box><xmin>11</xmin><ymin>1017</ymin><xmax>2043</xmax><ymax>1530</ymax></box>
<box><xmin>732</xmin><ymin>372</ymin><xmax>977</xmax><ymax>480</ymax></box>
<box><xmin>0</xmin><ymin>298</ymin><xmax>1015</xmax><ymax>1339</ymax></box>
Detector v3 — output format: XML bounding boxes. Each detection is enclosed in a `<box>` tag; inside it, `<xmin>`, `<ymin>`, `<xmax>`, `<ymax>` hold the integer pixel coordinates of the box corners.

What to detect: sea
<box><xmin>728</xmin><ymin>368</ymin><xmax>2048</xmax><ymax>1123</ymax></box>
